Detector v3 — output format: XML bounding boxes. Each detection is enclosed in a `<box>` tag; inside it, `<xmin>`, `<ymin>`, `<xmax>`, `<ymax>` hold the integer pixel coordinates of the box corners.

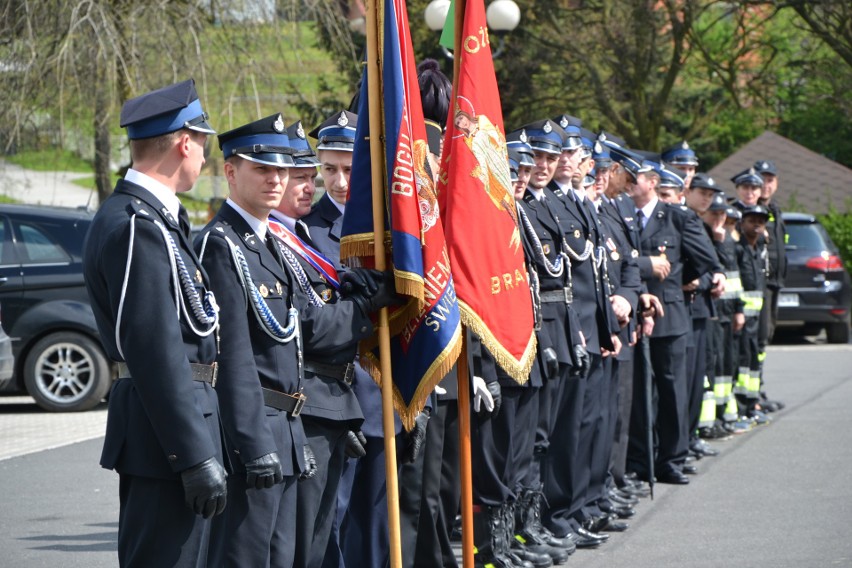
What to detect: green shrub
<box><xmin>818</xmin><ymin>209</ymin><xmax>852</xmax><ymax>268</ymax></box>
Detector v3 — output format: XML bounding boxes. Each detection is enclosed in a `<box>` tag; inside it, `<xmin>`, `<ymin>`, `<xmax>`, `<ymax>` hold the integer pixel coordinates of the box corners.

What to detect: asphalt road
<box><xmin>0</xmin><ymin>343</ymin><xmax>850</xmax><ymax>567</ymax></box>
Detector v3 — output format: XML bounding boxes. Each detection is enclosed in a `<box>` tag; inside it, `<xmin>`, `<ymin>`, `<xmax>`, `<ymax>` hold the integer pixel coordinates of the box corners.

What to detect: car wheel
<box><xmin>23</xmin><ymin>331</ymin><xmax>111</xmax><ymax>412</ymax></box>
<box><xmin>826</xmin><ymin>321</ymin><xmax>850</xmax><ymax>344</ymax></box>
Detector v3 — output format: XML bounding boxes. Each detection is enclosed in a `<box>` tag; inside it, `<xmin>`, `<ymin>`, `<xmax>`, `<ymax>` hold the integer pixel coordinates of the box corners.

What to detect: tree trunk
<box><xmin>93</xmin><ymin>60</ymin><xmax>113</xmax><ymax>207</ymax></box>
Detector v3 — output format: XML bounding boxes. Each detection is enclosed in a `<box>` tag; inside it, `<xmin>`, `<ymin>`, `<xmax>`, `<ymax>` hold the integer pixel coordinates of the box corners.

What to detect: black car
<box><xmin>0</xmin><ymin>204</ymin><xmax>112</xmax><ymax>411</ymax></box>
<box><xmin>777</xmin><ymin>212</ymin><xmax>852</xmax><ymax>344</ymax></box>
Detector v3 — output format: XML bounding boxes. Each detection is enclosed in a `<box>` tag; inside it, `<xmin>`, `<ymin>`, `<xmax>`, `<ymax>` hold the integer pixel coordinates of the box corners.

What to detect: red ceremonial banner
<box><xmin>437</xmin><ymin>0</ymin><xmax>536</xmax><ymax>382</ymax></box>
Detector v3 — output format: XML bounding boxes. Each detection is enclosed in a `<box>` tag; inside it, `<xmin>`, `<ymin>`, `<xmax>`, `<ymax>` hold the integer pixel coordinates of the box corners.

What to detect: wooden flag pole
<box><xmin>365</xmin><ymin>1</ymin><xmax>403</xmax><ymax>567</ymax></box>
<box><xmin>451</xmin><ymin>2</ymin><xmax>474</xmax><ymax>566</ymax></box>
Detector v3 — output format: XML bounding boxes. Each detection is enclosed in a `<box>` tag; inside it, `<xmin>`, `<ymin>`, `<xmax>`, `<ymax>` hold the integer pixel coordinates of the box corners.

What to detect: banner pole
<box><xmin>365</xmin><ymin>1</ymin><xmax>403</xmax><ymax>567</ymax></box>
<box><xmin>451</xmin><ymin>2</ymin><xmax>474</xmax><ymax>565</ymax></box>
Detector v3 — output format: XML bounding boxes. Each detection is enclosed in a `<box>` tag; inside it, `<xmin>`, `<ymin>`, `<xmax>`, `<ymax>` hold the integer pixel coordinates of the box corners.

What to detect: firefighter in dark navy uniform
<box><xmin>195</xmin><ymin>114</ymin><xmax>305</xmax><ymax>568</ymax></box>
<box><xmin>266</xmin><ymin>117</ymin><xmax>398</xmax><ymax>568</ymax></box>
<box><xmin>83</xmin><ymin>79</ymin><xmax>227</xmax><ymax>567</ymax></box>
<box><xmin>510</xmin><ymin>120</ymin><xmax>599</xmax><ymax>551</ymax></box>
<box><xmin>624</xmin><ymin>158</ymin><xmax>724</xmax><ymax>486</ymax></box>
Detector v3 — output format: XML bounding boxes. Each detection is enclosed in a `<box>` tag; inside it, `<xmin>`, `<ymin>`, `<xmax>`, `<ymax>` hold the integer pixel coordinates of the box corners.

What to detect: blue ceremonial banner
<box><xmin>341</xmin><ymin>0</ymin><xmax>462</xmax><ymax>430</ymax></box>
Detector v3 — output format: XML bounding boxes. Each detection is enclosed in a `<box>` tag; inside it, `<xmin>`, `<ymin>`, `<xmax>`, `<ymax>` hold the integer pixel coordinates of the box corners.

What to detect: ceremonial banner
<box><xmin>437</xmin><ymin>0</ymin><xmax>535</xmax><ymax>383</ymax></box>
<box><xmin>341</xmin><ymin>0</ymin><xmax>462</xmax><ymax>430</ymax></box>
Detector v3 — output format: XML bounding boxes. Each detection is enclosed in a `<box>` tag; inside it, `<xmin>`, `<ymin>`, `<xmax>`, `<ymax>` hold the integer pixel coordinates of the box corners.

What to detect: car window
<box><xmin>785</xmin><ymin>222</ymin><xmax>830</xmax><ymax>251</ymax></box>
<box><xmin>17</xmin><ymin>223</ymin><xmax>72</xmax><ymax>264</ymax></box>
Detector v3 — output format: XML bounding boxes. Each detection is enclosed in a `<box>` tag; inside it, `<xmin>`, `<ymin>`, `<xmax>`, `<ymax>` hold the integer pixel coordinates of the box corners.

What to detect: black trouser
<box><xmin>295</xmin><ymin>418</ymin><xmax>349</xmax><ymax>568</ymax></box>
<box><xmin>580</xmin><ymin>355</ymin><xmax>614</xmax><ymax>520</ymax></box>
<box><xmin>542</xmin><ymin>358</ymin><xmax>593</xmax><ymax>536</ymax></box>
<box><xmin>412</xmin><ymin>399</ymin><xmax>460</xmax><ymax>568</ymax></box>
<box><xmin>472</xmin><ymin>387</ymin><xmax>538</xmax><ymax>507</ymax></box>
<box><xmin>609</xmin><ymin>350</ymin><xmax>635</xmax><ymax>487</ymax></box>
<box><xmin>686</xmin><ymin>318</ymin><xmax>708</xmax><ymax>441</ymax></box>
<box><xmin>118</xmin><ymin>474</ymin><xmax>214</xmax><ymax>568</ymax></box>
<box><xmin>212</xmin><ymin>474</ymin><xmax>298</xmax><ymax>568</ymax></box>
<box><xmin>627</xmin><ymin>334</ymin><xmax>689</xmax><ymax>477</ymax></box>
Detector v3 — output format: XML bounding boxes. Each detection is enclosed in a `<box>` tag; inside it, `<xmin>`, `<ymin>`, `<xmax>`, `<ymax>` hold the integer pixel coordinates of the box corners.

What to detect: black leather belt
<box><xmin>117</xmin><ymin>362</ymin><xmax>218</xmax><ymax>387</ymax></box>
<box><xmin>540</xmin><ymin>287</ymin><xmax>573</xmax><ymax>304</ymax></box>
<box><xmin>303</xmin><ymin>360</ymin><xmax>355</xmax><ymax>386</ymax></box>
<box><xmin>262</xmin><ymin>387</ymin><xmax>307</xmax><ymax>417</ymax></box>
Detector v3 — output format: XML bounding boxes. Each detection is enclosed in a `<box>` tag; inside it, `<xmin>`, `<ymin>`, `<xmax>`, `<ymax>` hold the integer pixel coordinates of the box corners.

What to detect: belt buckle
<box><xmin>210</xmin><ymin>362</ymin><xmax>218</xmax><ymax>388</ymax></box>
<box><xmin>291</xmin><ymin>391</ymin><xmax>307</xmax><ymax>417</ymax></box>
<box><xmin>563</xmin><ymin>287</ymin><xmax>573</xmax><ymax>304</ymax></box>
<box><xmin>343</xmin><ymin>363</ymin><xmax>355</xmax><ymax>386</ymax></box>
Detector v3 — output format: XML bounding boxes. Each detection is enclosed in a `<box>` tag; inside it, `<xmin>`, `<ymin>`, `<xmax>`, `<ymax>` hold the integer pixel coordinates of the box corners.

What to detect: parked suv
<box><xmin>0</xmin><ymin>204</ymin><xmax>112</xmax><ymax>411</ymax></box>
<box><xmin>777</xmin><ymin>212</ymin><xmax>852</xmax><ymax>344</ymax></box>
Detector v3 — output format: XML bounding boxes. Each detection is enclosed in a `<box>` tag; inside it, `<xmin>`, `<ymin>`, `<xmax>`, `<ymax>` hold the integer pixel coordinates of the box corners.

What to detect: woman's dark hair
<box><xmin>417</xmin><ymin>58</ymin><xmax>452</xmax><ymax>129</ymax></box>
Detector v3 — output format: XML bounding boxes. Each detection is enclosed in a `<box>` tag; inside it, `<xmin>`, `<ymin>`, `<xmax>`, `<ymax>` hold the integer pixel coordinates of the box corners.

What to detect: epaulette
<box><xmin>126</xmin><ymin>198</ymin><xmax>156</xmax><ymax>219</ymax></box>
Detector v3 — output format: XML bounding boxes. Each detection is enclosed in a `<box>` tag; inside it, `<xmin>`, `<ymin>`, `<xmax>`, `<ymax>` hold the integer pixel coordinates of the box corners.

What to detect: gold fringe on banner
<box><xmin>459</xmin><ymin>301</ymin><xmax>536</xmax><ymax>385</ymax></box>
<box><xmin>360</xmin><ymin>323</ymin><xmax>463</xmax><ymax>431</ymax></box>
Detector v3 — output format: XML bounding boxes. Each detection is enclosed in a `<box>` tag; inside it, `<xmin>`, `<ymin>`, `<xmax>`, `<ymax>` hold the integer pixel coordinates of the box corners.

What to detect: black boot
<box><xmin>503</xmin><ymin>503</ymin><xmax>550</xmax><ymax>568</ymax></box>
<box><xmin>509</xmin><ymin>499</ymin><xmax>567</xmax><ymax>565</ymax></box>
<box><xmin>519</xmin><ymin>488</ymin><xmax>576</xmax><ymax>555</ymax></box>
<box><xmin>473</xmin><ymin>505</ymin><xmax>515</xmax><ymax>568</ymax></box>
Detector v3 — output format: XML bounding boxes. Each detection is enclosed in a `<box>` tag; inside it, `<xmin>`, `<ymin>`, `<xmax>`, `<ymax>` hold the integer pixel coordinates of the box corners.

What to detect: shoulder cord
<box><xmin>225</xmin><ymin>236</ymin><xmax>300</xmax><ymax>344</ymax></box>
<box><xmin>276</xmin><ymin>240</ymin><xmax>325</xmax><ymax>308</ymax></box>
<box><xmin>517</xmin><ymin>205</ymin><xmax>565</xmax><ymax>277</ymax></box>
<box><xmin>114</xmin><ymin>215</ymin><xmax>138</xmax><ymax>360</ymax></box>
<box><xmin>527</xmin><ymin>261</ymin><xmax>543</xmax><ymax>331</ymax></box>
<box><xmin>151</xmin><ymin>220</ymin><xmax>219</xmax><ymax>337</ymax></box>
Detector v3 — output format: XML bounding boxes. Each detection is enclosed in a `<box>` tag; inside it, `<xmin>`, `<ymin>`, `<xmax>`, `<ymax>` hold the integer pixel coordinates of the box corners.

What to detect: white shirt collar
<box><xmin>269</xmin><ymin>210</ymin><xmax>297</xmax><ymax>233</ymax></box>
<box><xmin>527</xmin><ymin>187</ymin><xmax>544</xmax><ymax>201</ymax></box>
<box><xmin>124</xmin><ymin>168</ymin><xmax>181</xmax><ymax>218</ymax></box>
<box><xmin>226</xmin><ymin>198</ymin><xmax>268</xmax><ymax>240</ymax></box>
<box><xmin>637</xmin><ymin>196</ymin><xmax>659</xmax><ymax>220</ymax></box>
<box><xmin>571</xmin><ymin>187</ymin><xmax>586</xmax><ymax>202</ymax></box>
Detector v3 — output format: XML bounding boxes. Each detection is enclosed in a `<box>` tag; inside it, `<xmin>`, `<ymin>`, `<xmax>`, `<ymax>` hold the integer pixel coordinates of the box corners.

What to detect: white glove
<box><xmin>472</xmin><ymin>375</ymin><xmax>494</xmax><ymax>413</ymax></box>
<box><xmin>434</xmin><ymin>384</ymin><xmax>447</xmax><ymax>395</ymax></box>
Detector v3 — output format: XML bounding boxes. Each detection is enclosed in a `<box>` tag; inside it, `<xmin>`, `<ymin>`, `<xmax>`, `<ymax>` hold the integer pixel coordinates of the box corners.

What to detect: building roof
<box><xmin>707</xmin><ymin>131</ymin><xmax>852</xmax><ymax>214</ymax></box>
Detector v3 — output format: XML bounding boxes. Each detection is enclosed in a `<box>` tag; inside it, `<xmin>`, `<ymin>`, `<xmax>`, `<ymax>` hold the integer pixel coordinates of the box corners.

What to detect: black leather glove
<box><xmin>340</xmin><ymin>268</ymin><xmax>384</xmax><ymax>296</ymax></box>
<box><xmin>344</xmin><ymin>430</ymin><xmax>368</xmax><ymax>458</ymax></box>
<box><xmin>486</xmin><ymin>381</ymin><xmax>502</xmax><ymax>417</ymax></box>
<box><xmin>542</xmin><ymin>347</ymin><xmax>559</xmax><ymax>380</ymax></box>
<box><xmin>300</xmin><ymin>445</ymin><xmax>317</xmax><ymax>481</ymax></box>
<box><xmin>245</xmin><ymin>452</ymin><xmax>283</xmax><ymax>489</ymax></box>
<box><xmin>349</xmin><ymin>271</ymin><xmax>404</xmax><ymax>314</ymax></box>
<box><xmin>401</xmin><ymin>409</ymin><xmax>430</xmax><ymax>464</ymax></box>
<box><xmin>570</xmin><ymin>344</ymin><xmax>590</xmax><ymax>379</ymax></box>
<box><xmin>180</xmin><ymin>457</ymin><xmax>227</xmax><ymax>519</ymax></box>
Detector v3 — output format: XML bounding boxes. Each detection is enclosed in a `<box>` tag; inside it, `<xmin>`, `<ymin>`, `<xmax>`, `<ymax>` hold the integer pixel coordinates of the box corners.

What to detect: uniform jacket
<box><xmin>635</xmin><ymin>201</ymin><xmax>721</xmax><ymax>338</ymax></box>
<box><xmin>518</xmin><ymin>192</ymin><xmax>583</xmax><ymax>369</ymax></box>
<box><xmin>764</xmin><ymin>200</ymin><xmax>787</xmax><ymax>289</ymax></box>
<box><xmin>195</xmin><ymin>203</ymin><xmax>306</xmax><ymax>477</ymax></box>
<box><xmin>270</xmin><ymin>224</ymin><xmax>370</xmax><ymax>426</ymax></box>
<box><xmin>712</xmin><ymin>232</ymin><xmax>743</xmax><ymax>321</ymax></box>
<box><xmin>84</xmin><ymin>180</ymin><xmax>221</xmax><ymax>479</ymax></box>
<box><xmin>294</xmin><ymin>201</ymin><xmax>402</xmax><ymax>436</ymax></box>
<box><xmin>736</xmin><ymin>238</ymin><xmax>768</xmax><ymax>293</ymax></box>
<box><xmin>300</xmin><ymin>193</ymin><xmax>344</xmax><ymax>269</ymax></box>
<box><xmin>547</xmin><ymin>183</ymin><xmax>618</xmax><ymax>352</ymax></box>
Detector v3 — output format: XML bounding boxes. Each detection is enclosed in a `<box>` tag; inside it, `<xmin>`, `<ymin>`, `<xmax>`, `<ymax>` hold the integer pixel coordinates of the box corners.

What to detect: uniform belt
<box><xmin>539</xmin><ymin>287</ymin><xmax>573</xmax><ymax>304</ymax></box>
<box><xmin>262</xmin><ymin>387</ymin><xmax>307</xmax><ymax>417</ymax></box>
<box><xmin>303</xmin><ymin>360</ymin><xmax>355</xmax><ymax>386</ymax></box>
<box><xmin>117</xmin><ymin>362</ymin><xmax>218</xmax><ymax>387</ymax></box>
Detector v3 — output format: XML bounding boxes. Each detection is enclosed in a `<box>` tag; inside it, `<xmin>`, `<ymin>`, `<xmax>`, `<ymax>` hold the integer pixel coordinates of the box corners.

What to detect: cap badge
<box><xmin>762</xmin><ymin>161</ymin><xmax>769</xmax><ymax>169</ymax></box>
<box><xmin>296</xmin><ymin>122</ymin><xmax>306</xmax><ymax>139</ymax></box>
<box><xmin>559</xmin><ymin>117</ymin><xmax>569</xmax><ymax>128</ymax></box>
<box><xmin>338</xmin><ymin>112</ymin><xmax>349</xmax><ymax>127</ymax></box>
<box><xmin>594</xmin><ymin>141</ymin><xmax>603</xmax><ymax>154</ymax></box>
<box><xmin>682</xmin><ymin>141</ymin><xmax>690</xmax><ymax>149</ymax></box>
<box><xmin>708</xmin><ymin>177</ymin><xmax>715</xmax><ymax>186</ymax></box>
<box><xmin>749</xmin><ymin>167</ymin><xmax>757</xmax><ymax>175</ymax></box>
<box><xmin>543</xmin><ymin>122</ymin><xmax>552</xmax><ymax>134</ymax></box>
<box><xmin>599</xmin><ymin>133</ymin><xmax>608</xmax><ymax>142</ymax></box>
<box><xmin>273</xmin><ymin>114</ymin><xmax>285</xmax><ymax>133</ymax></box>
<box><xmin>519</xmin><ymin>129</ymin><xmax>528</xmax><ymax>143</ymax></box>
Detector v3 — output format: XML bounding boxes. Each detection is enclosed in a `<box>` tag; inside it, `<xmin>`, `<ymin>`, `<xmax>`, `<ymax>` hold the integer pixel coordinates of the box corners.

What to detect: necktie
<box><xmin>178</xmin><ymin>205</ymin><xmax>192</xmax><ymax>239</ymax></box>
<box><xmin>265</xmin><ymin>231</ymin><xmax>283</xmax><ymax>265</ymax></box>
<box><xmin>636</xmin><ymin>209</ymin><xmax>645</xmax><ymax>233</ymax></box>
